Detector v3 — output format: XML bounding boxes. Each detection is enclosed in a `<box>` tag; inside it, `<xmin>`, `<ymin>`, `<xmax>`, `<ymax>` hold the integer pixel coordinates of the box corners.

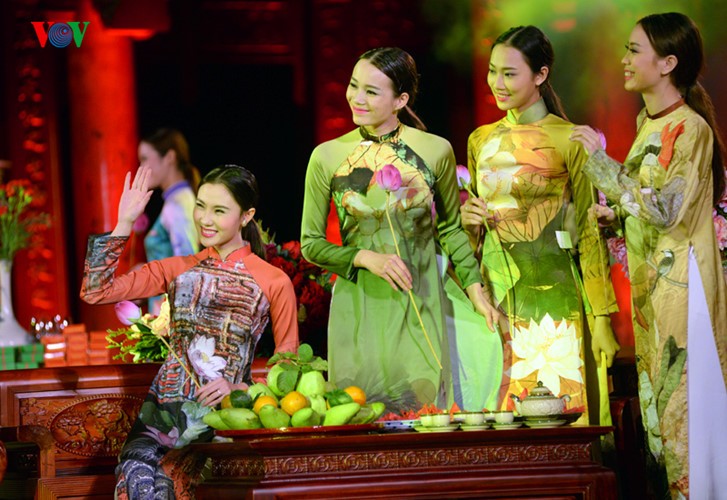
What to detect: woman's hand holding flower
<box><xmin>589</xmin><ymin>203</ymin><xmax>616</xmax><ymax>227</ymax></box>
<box><xmin>354</xmin><ymin>249</ymin><xmax>412</xmax><ymax>291</ymax></box>
<box><xmin>460</xmin><ymin>196</ymin><xmax>491</xmax><ymax>230</ymax></box>
<box><xmin>465</xmin><ymin>283</ymin><xmax>503</xmax><ymax>334</ymax></box>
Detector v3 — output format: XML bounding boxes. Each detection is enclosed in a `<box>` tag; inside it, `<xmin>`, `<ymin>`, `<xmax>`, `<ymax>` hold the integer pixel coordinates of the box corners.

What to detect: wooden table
<box><xmin>192</xmin><ymin>425</ymin><xmax>616</xmax><ymax>499</ymax></box>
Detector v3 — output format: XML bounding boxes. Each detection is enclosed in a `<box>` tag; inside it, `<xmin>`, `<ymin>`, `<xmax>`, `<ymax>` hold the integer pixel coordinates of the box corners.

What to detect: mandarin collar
<box><xmin>359</xmin><ymin>124</ymin><xmax>402</xmax><ymax>142</ymax></box>
<box><xmin>506</xmin><ymin>99</ymin><xmax>548</xmax><ymax>125</ymax></box>
<box><xmin>205</xmin><ymin>243</ymin><xmax>252</xmax><ymax>261</ymax></box>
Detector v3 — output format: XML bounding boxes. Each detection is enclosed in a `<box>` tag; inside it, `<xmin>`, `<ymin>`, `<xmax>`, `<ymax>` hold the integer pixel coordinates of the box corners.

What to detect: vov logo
<box><xmin>30</xmin><ymin>22</ymin><xmax>90</xmax><ymax>48</ymax></box>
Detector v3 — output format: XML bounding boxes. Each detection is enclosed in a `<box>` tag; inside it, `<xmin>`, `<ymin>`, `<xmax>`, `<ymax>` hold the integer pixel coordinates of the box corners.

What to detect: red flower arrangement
<box><xmin>262</xmin><ymin>234</ymin><xmax>335</xmax><ymax>354</ymax></box>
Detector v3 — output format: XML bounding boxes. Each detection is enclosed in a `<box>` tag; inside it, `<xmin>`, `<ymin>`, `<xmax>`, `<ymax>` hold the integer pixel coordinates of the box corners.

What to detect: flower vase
<box><xmin>0</xmin><ymin>259</ymin><xmax>32</xmax><ymax>347</ymax></box>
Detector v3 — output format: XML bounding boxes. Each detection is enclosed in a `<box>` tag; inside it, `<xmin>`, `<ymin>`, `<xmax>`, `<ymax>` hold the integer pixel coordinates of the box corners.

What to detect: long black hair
<box><xmin>638</xmin><ymin>12</ymin><xmax>726</xmax><ymax>206</ymax></box>
<box><xmin>199</xmin><ymin>165</ymin><xmax>265</xmax><ymax>259</ymax></box>
<box><xmin>492</xmin><ymin>26</ymin><xmax>568</xmax><ymax>120</ymax></box>
<box><xmin>358</xmin><ymin>47</ymin><xmax>427</xmax><ymax>131</ymax></box>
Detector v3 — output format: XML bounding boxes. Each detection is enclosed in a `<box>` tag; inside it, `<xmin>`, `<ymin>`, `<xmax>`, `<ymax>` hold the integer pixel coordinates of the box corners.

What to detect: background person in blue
<box><xmin>138</xmin><ymin>128</ymin><xmax>201</xmax><ymax>314</ymax></box>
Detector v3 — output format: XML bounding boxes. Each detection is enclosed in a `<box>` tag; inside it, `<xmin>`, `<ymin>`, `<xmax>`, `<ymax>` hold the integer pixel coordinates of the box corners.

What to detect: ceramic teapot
<box><xmin>510</xmin><ymin>381</ymin><xmax>570</xmax><ymax>417</ymax></box>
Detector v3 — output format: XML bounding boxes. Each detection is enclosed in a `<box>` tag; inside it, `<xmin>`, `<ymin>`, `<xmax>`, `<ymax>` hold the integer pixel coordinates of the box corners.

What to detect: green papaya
<box><xmin>218</xmin><ymin>408</ymin><xmax>262</xmax><ymax>430</ymax></box>
<box><xmin>309</xmin><ymin>394</ymin><xmax>327</xmax><ymax>418</ymax></box>
<box><xmin>322</xmin><ymin>402</ymin><xmax>360</xmax><ymax>426</ymax></box>
<box><xmin>296</xmin><ymin>370</ymin><xmax>326</xmax><ymax>398</ymax></box>
<box><xmin>290</xmin><ymin>407</ymin><xmax>322</xmax><ymax>428</ymax></box>
<box><xmin>203</xmin><ymin>410</ymin><xmax>231</xmax><ymax>430</ymax></box>
<box><xmin>259</xmin><ymin>405</ymin><xmax>291</xmax><ymax>429</ymax></box>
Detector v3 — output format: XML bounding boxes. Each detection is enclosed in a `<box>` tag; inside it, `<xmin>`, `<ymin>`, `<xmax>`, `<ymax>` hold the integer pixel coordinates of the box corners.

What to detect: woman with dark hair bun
<box><xmin>301</xmin><ymin>47</ymin><xmax>501</xmax><ymax>412</ymax></box>
<box><xmin>572</xmin><ymin>12</ymin><xmax>727</xmax><ymax>498</ymax></box>
<box><xmin>139</xmin><ymin>128</ymin><xmax>201</xmax><ymax>314</ymax></box>
<box><xmin>461</xmin><ymin>25</ymin><xmax>620</xmax><ymax>424</ymax></box>
<box><xmin>81</xmin><ymin>164</ymin><xmax>299</xmax><ymax>499</ymax></box>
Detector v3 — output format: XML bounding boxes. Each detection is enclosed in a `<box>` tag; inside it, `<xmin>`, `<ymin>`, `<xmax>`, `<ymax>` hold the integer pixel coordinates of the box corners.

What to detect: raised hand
<box><xmin>111</xmin><ymin>166</ymin><xmax>154</xmax><ymax>237</ymax></box>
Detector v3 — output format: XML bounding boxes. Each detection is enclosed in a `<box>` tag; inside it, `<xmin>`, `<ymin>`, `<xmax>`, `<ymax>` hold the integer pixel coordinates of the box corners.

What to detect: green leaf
<box><xmin>481</xmin><ymin>230</ymin><xmax>520</xmax><ymax>306</ymax></box>
<box><xmin>297</xmin><ymin>343</ymin><xmax>314</xmax><ymax>362</ymax></box>
<box><xmin>310</xmin><ymin>358</ymin><xmax>328</xmax><ymax>371</ymax></box>
<box><xmin>277</xmin><ymin>366</ymin><xmax>300</xmax><ymax>394</ymax></box>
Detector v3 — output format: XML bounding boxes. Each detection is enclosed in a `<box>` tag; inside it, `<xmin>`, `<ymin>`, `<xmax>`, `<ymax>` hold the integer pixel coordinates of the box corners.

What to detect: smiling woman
<box><xmin>300</xmin><ymin>47</ymin><xmax>500</xmax><ymax>413</ymax></box>
<box><xmin>80</xmin><ymin>164</ymin><xmax>299</xmax><ymax>499</ymax></box>
<box><xmin>461</xmin><ymin>25</ymin><xmax>619</xmax><ymax>425</ymax></box>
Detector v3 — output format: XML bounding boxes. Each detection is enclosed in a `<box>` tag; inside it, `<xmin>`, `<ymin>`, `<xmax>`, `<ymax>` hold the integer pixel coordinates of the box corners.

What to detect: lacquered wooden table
<box><xmin>192</xmin><ymin>424</ymin><xmax>616</xmax><ymax>499</ymax></box>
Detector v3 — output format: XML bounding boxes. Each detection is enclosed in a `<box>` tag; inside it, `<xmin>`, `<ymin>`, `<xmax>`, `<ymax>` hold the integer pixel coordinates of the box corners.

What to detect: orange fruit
<box><xmin>343</xmin><ymin>386</ymin><xmax>366</xmax><ymax>406</ymax></box>
<box><xmin>220</xmin><ymin>395</ymin><xmax>233</xmax><ymax>409</ymax></box>
<box><xmin>253</xmin><ymin>395</ymin><xmax>279</xmax><ymax>414</ymax></box>
<box><xmin>280</xmin><ymin>391</ymin><xmax>310</xmax><ymax>416</ymax></box>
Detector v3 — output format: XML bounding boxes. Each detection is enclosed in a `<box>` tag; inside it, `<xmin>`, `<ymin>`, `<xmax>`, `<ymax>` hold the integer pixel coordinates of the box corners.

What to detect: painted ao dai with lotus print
<box><xmin>467</xmin><ymin>100</ymin><xmax>617</xmax><ymax>422</ymax></box>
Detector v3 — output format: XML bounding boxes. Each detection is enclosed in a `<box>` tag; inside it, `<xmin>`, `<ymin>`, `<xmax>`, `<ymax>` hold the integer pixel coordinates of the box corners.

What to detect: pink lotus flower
<box><xmin>455</xmin><ymin>165</ymin><xmax>470</xmax><ymax>190</ymax></box>
<box><xmin>115</xmin><ymin>300</ymin><xmax>142</xmax><ymax>326</ymax></box>
<box><xmin>375</xmin><ymin>164</ymin><xmax>402</xmax><ymax>192</ymax></box>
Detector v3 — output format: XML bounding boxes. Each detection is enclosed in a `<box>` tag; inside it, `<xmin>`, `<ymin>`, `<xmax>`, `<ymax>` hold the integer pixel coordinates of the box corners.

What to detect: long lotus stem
<box><xmin>465</xmin><ymin>184</ymin><xmax>514</xmax><ymax>335</ymax></box>
<box><xmin>384</xmin><ymin>194</ymin><xmax>442</xmax><ymax>370</ymax></box>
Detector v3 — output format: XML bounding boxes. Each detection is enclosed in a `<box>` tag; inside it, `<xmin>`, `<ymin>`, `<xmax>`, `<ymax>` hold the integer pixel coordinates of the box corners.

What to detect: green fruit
<box><xmin>290</xmin><ymin>407</ymin><xmax>321</xmax><ymax>428</ymax></box>
<box><xmin>203</xmin><ymin>411</ymin><xmax>231</xmax><ymax>430</ymax></box>
<box><xmin>259</xmin><ymin>405</ymin><xmax>291</xmax><ymax>429</ymax></box>
<box><xmin>296</xmin><ymin>370</ymin><xmax>326</xmax><ymax>398</ymax></box>
<box><xmin>230</xmin><ymin>389</ymin><xmax>253</xmax><ymax>409</ymax></box>
<box><xmin>368</xmin><ymin>402</ymin><xmax>386</xmax><ymax>423</ymax></box>
<box><xmin>247</xmin><ymin>382</ymin><xmax>276</xmax><ymax>402</ymax></box>
<box><xmin>323</xmin><ymin>402</ymin><xmax>360</xmax><ymax>426</ymax></box>
<box><xmin>348</xmin><ymin>405</ymin><xmax>374</xmax><ymax>425</ymax></box>
<box><xmin>324</xmin><ymin>388</ymin><xmax>354</xmax><ymax>407</ymax></box>
<box><xmin>219</xmin><ymin>408</ymin><xmax>262</xmax><ymax>430</ymax></box>
<box><xmin>309</xmin><ymin>394</ymin><xmax>327</xmax><ymax>418</ymax></box>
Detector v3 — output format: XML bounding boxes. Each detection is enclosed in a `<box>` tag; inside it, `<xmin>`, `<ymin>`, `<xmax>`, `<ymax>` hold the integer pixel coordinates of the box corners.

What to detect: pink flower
<box><xmin>607</xmin><ymin>236</ymin><xmax>629</xmax><ymax>278</ymax></box>
<box><xmin>375</xmin><ymin>164</ymin><xmax>402</xmax><ymax>192</ymax></box>
<box><xmin>455</xmin><ymin>165</ymin><xmax>470</xmax><ymax>190</ymax></box>
<box><xmin>132</xmin><ymin>213</ymin><xmax>150</xmax><ymax>234</ymax></box>
<box><xmin>115</xmin><ymin>300</ymin><xmax>142</xmax><ymax>326</ymax></box>
<box><xmin>713</xmin><ymin>210</ymin><xmax>727</xmax><ymax>250</ymax></box>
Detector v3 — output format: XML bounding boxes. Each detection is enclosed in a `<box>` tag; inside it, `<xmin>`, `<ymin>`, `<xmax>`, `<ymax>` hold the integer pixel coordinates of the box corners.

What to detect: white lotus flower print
<box><xmin>187</xmin><ymin>335</ymin><xmax>227</xmax><ymax>380</ymax></box>
<box><xmin>507</xmin><ymin>313</ymin><xmax>583</xmax><ymax>395</ymax></box>
<box><xmin>477</xmin><ymin>137</ymin><xmax>521</xmax><ymax>210</ymax></box>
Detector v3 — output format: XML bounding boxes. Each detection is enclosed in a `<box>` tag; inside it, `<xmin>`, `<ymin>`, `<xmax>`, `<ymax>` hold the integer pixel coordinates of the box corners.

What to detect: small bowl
<box><xmin>459</xmin><ymin>411</ymin><xmax>485</xmax><ymax>426</ymax></box>
<box><xmin>493</xmin><ymin>410</ymin><xmax>514</xmax><ymax>424</ymax></box>
<box><xmin>420</xmin><ymin>414</ymin><xmax>434</xmax><ymax>427</ymax></box>
<box><xmin>430</xmin><ymin>413</ymin><xmax>451</xmax><ymax>427</ymax></box>
<box><xmin>483</xmin><ymin>411</ymin><xmax>496</xmax><ymax>422</ymax></box>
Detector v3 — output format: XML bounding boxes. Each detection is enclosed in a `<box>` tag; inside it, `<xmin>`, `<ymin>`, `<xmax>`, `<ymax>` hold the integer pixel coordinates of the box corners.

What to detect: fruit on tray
<box><xmin>204</xmin><ymin>343</ymin><xmax>387</xmax><ymax>430</ymax></box>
